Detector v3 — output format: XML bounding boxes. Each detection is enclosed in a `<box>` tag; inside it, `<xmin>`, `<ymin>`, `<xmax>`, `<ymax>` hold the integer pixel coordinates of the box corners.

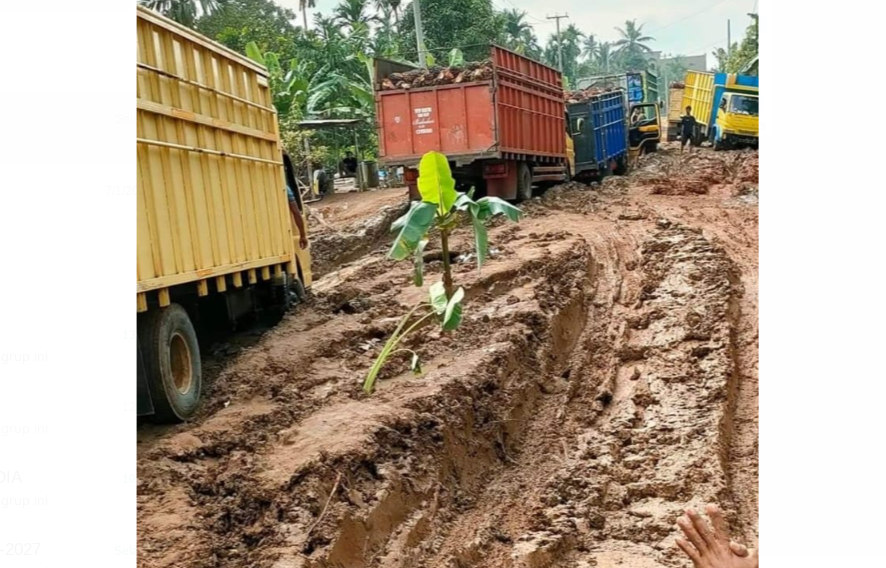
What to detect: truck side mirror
<box><xmin>574</xmin><ymin>118</ymin><xmax>585</xmax><ymax>135</ymax></box>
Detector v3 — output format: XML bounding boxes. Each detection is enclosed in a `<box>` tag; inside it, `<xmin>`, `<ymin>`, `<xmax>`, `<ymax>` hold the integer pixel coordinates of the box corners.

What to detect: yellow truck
<box><xmin>666</xmin><ymin>82</ymin><xmax>685</xmax><ymax>141</ymax></box>
<box><xmin>682</xmin><ymin>70</ymin><xmax>759</xmax><ymax>149</ymax></box>
<box><xmin>137</xmin><ymin>6</ymin><xmax>311</xmax><ymax>421</ymax></box>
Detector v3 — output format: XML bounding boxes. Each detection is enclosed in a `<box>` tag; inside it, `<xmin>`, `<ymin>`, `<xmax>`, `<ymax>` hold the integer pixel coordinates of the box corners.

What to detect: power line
<box><xmin>495</xmin><ymin>0</ymin><xmax>551</xmax><ymax>25</ymax></box>
<box><xmin>685</xmin><ymin>37</ymin><xmax>728</xmax><ymax>55</ymax></box>
<box><xmin>646</xmin><ymin>0</ymin><xmax>733</xmax><ymax>35</ymax></box>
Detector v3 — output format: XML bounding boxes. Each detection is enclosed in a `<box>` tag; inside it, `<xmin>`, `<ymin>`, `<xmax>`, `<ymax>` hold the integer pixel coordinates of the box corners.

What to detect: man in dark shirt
<box><xmin>342</xmin><ymin>152</ymin><xmax>358</xmax><ymax>177</ymax></box>
<box><xmin>681</xmin><ymin>106</ymin><xmax>697</xmax><ymax>153</ymax></box>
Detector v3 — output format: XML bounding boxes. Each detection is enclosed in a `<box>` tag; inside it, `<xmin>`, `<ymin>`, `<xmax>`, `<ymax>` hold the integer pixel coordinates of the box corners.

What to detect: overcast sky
<box><xmin>276</xmin><ymin>0</ymin><xmax>758</xmax><ymax>68</ymax></box>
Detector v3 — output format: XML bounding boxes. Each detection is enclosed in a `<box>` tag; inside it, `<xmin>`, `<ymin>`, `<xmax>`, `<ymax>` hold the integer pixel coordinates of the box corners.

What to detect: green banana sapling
<box><xmin>362</xmin><ymin>151</ymin><xmax>522</xmax><ymax>393</ymax></box>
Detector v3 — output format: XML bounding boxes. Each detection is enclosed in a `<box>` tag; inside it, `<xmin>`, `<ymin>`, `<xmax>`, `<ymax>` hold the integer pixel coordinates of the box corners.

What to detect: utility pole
<box><xmin>727</xmin><ymin>19</ymin><xmax>732</xmax><ymax>59</ymax></box>
<box><xmin>413</xmin><ymin>0</ymin><xmax>427</xmax><ymax>67</ymax></box>
<box><xmin>547</xmin><ymin>13</ymin><xmax>568</xmax><ymax>74</ymax></box>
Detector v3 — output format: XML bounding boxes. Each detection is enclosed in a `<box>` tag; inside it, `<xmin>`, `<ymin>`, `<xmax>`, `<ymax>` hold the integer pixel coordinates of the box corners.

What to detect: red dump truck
<box><xmin>374</xmin><ymin>46</ymin><xmax>573</xmax><ymax>201</ymax></box>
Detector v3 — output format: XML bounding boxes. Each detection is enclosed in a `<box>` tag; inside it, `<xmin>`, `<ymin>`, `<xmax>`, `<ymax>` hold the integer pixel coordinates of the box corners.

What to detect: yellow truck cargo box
<box><xmin>682</xmin><ymin>71</ymin><xmax>715</xmax><ymax>138</ymax></box>
<box><xmin>136</xmin><ymin>6</ymin><xmax>309</xmax><ymax>310</ymax></box>
<box><xmin>668</xmin><ymin>87</ymin><xmax>685</xmax><ymax>123</ymax></box>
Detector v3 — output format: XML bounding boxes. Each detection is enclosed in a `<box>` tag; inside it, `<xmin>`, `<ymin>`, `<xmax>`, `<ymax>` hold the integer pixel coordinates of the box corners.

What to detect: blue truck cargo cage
<box><xmin>568</xmin><ymin>90</ymin><xmax>630</xmax><ymax>180</ymax></box>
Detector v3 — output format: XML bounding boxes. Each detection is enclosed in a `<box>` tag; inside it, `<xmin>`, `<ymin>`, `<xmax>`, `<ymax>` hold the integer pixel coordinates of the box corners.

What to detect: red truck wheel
<box><xmin>516</xmin><ymin>162</ymin><xmax>532</xmax><ymax>202</ymax></box>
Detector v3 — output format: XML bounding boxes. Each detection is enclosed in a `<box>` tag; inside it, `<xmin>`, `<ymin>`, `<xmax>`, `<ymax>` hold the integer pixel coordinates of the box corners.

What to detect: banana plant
<box><xmin>448</xmin><ymin>48</ymin><xmax>465</xmax><ymax>67</ymax></box>
<box><xmin>363</xmin><ymin>151</ymin><xmax>521</xmax><ymax>393</ymax></box>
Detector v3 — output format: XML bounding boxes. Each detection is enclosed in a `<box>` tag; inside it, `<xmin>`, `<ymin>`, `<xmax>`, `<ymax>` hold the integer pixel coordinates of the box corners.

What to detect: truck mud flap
<box><xmin>137</xmin><ymin>343</ymin><xmax>155</xmax><ymax>417</ymax></box>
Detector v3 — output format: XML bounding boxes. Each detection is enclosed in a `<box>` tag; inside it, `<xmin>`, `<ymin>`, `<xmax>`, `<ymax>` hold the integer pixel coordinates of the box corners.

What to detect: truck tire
<box><xmin>139</xmin><ymin>303</ymin><xmax>202</xmax><ymax>423</ymax></box>
<box><xmin>516</xmin><ymin>162</ymin><xmax>532</xmax><ymax>202</ymax></box>
<box><xmin>292</xmin><ymin>277</ymin><xmax>307</xmax><ymax>303</ymax></box>
<box><xmin>614</xmin><ymin>155</ymin><xmax>629</xmax><ymax>176</ymax></box>
<box><xmin>691</xmin><ymin>125</ymin><xmax>703</xmax><ymax>147</ymax></box>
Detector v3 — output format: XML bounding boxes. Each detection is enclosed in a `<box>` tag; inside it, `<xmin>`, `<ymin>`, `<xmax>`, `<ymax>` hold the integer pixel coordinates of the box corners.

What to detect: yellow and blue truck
<box><xmin>682</xmin><ymin>71</ymin><xmax>759</xmax><ymax>149</ymax></box>
<box><xmin>137</xmin><ymin>6</ymin><xmax>311</xmax><ymax>422</ymax></box>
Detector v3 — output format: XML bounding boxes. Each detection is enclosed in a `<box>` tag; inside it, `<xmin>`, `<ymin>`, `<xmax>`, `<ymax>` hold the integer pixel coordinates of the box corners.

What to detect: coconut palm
<box><xmin>596</xmin><ymin>42</ymin><xmax>613</xmax><ymax>72</ymax></box>
<box><xmin>375</xmin><ymin>0</ymin><xmax>402</xmax><ymax>27</ymax></box>
<box><xmin>582</xmin><ymin>34</ymin><xmax>598</xmax><ymax>61</ymax></box>
<box><xmin>613</xmin><ymin>19</ymin><xmax>654</xmax><ymax>70</ymax></box>
<box><xmin>372</xmin><ymin>5</ymin><xmax>399</xmax><ymax>56</ymax></box>
<box><xmin>502</xmin><ymin>9</ymin><xmax>531</xmax><ymax>46</ymax></box>
<box><xmin>299</xmin><ymin>0</ymin><xmax>316</xmax><ymax>31</ymax></box>
<box><xmin>335</xmin><ymin>0</ymin><xmax>377</xmax><ymax>32</ymax></box>
<box><xmin>140</xmin><ymin>0</ymin><xmax>218</xmax><ymax>27</ymax></box>
<box><xmin>521</xmin><ymin>29</ymin><xmax>542</xmax><ymax>58</ymax></box>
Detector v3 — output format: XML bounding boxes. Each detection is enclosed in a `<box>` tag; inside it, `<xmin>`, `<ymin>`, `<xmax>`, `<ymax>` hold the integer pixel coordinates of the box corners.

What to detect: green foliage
<box><xmin>442</xmin><ymin>287</ymin><xmax>465</xmax><ymax>330</ymax></box>
<box><xmin>501</xmin><ymin>9</ymin><xmax>540</xmax><ymax>58</ymax></box>
<box><xmin>613</xmin><ymin>19</ymin><xmax>654</xmax><ymax>71</ymax></box>
<box><xmin>543</xmin><ymin>24</ymin><xmax>584</xmax><ymax>84</ymax></box>
<box><xmin>417</xmin><ymin>151</ymin><xmax>457</xmax><ymax>215</ymax></box>
<box><xmin>141</xmin><ymin>0</ymin><xmax>219</xmax><ymax>27</ymax></box>
<box><xmin>448</xmin><ymin>48</ymin><xmax>465</xmax><ymax>67</ymax></box>
<box><xmin>389</xmin><ymin>202</ymin><xmax>437</xmax><ymax>260</ymax></box>
<box><xmin>363</xmin><ymin>152</ymin><xmax>522</xmax><ymax>393</ymax></box>
<box><xmin>398</xmin><ymin>0</ymin><xmax>505</xmax><ymax>62</ymax></box>
<box><xmin>711</xmin><ymin>14</ymin><xmax>758</xmax><ymax>73</ymax></box>
<box><xmin>413</xmin><ymin>239</ymin><xmax>429</xmax><ymax>286</ymax></box>
<box><xmin>429</xmin><ymin>281</ymin><xmax>449</xmax><ymax>316</ymax></box>
<box><xmin>195</xmin><ymin>0</ymin><xmax>300</xmax><ymax>57</ymax></box>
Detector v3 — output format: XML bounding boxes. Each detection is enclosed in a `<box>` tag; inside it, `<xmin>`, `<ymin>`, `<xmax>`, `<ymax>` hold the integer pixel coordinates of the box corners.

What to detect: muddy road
<box><xmin>137</xmin><ymin>147</ymin><xmax>759</xmax><ymax>568</ymax></box>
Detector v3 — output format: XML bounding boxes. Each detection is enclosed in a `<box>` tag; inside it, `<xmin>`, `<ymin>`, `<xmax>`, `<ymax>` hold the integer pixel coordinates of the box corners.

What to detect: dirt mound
<box><xmin>629</xmin><ymin>148</ymin><xmax>760</xmax><ymax>198</ymax></box>
<box><xmin>308</xmin><ymin>200</ymin><xmax>407</xmax><ymax>277</ymax></box>
<box><xmin>527</xmin><ymin>181</ymin><xmax>600</xmax><ymax>214</ymax></box>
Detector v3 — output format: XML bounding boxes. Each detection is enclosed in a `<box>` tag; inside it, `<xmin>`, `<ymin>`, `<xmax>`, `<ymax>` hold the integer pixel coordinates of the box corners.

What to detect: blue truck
<box><xmin>567</xmin><ymin>90</ymin><xmax>630</xmax><ymax>180</ymax></box>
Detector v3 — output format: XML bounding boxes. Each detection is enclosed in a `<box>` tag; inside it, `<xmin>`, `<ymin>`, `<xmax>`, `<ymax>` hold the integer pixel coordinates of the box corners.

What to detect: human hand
<box><xmin>675</xmin><ymin>505</ymin><xmax>758</xmax><ymax>568</ymax></box>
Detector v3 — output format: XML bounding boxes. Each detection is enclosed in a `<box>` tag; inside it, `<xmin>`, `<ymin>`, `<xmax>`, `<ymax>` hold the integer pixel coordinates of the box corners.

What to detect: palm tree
<box><xmin>375</xmin><ymin>0</ymin><xmax>402</xmax><ymax>27</ymax></box>
<box><xmin>582</xmin><ymin>34</ymin><xmax>598</xmax><ymax>61</ymax></box>
<box><xmin>502</xmin><ymin>9</ymin><xmax>532</xmax><ymax>51</ymax></box>
<box><xmin>558</xmin><ymin>24</ymin><xmax>584</xmax><ymax>81</ymax></box>
<box><xmin>597</xmin><ymin>42</ymin><xmax>613</xmax><ymax>73</ymax></box>
<box><xmin>140</xmin><ymin>0</ymin><xmax>218</xmax><ymax>27</ymax></box>
<box><xmin>335</xmin><ymin>0</ymin><xmax>376</xmax><ymax>32</ymax></box>
<box><xmin>613</xmin><ymin>19</ymin><xmax>654</xmax><ymax>71</ymax></box>
<box><xmin>299</xmin><ymin>0</ymin><xmax>316</xmax><ymax>32</ymax></box>
<box><xmin>372</xmin><ymin>5</ymin><xmax>399</xmax><ymax>55</ymax></box>
<box><xmin>521</xmin><ymin>29</ymin><xmax>542</xmax><ymax>59</ymax></box>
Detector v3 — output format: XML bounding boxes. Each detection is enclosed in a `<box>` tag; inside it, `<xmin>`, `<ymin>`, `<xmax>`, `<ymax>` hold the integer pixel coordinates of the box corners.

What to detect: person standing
<box><xmin>282</xmin><ymin>151</ymin><xmax>309</xmax><ymax>250</ymax></box>
<box><xmin>681</xmin><ymin>105</ymin><xmax>698</xmax><ymax>153</ymax></box>
<box><xmin>342</xmin><ymin>151</ymin><xmax>358</xmax><ymax>177</ymax></box>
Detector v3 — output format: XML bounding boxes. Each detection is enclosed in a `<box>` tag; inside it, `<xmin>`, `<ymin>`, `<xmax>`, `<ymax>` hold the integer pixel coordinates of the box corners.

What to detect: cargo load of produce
<box><xmin>379</xmin><ymin>60</ymin><xmax>493</xmax><ymax>90</ymax></box>
<box><xmin>564</xmin><ymin>86</ymin><xmax>622</xmax><ymax>103</ymax></box>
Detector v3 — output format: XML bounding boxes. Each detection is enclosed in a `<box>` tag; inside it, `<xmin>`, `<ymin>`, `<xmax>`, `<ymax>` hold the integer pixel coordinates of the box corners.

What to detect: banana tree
<box><xmin>363</xmin><ymin>151</ymin><xmax>521</xmax><ymax>393</ymax></box>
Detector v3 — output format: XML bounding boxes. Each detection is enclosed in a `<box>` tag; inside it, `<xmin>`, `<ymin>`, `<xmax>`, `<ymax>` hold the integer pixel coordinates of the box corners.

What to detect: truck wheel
<box><xmin>292</xmin><ymin>277</ymin><xmax>307</xmax><ymax>302</ymax></box>
<box><xmin>614</xmin><ymin>155</ymin><xmax>629</xmax><ymax>176</ymax></box>
<box><xmin>139</xmin><ymin>304</ymin><xmax>202</xmax><ymax>423</ymax></box>
<box><xmin>516</xmin><ymin>162</ymin><xmax>532</xmax><ymax>202</ymax></box>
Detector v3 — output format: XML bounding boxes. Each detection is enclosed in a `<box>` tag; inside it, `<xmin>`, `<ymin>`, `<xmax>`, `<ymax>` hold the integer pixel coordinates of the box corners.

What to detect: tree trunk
<box><xmin>440</xmin><ymin>228</ymin><xmax>454</xmax><ymax>300</ymax></box>
<box><xmin>302</xmin><ymin>7</ymin><xmax>309</xmax><ymax>32</ymax></box>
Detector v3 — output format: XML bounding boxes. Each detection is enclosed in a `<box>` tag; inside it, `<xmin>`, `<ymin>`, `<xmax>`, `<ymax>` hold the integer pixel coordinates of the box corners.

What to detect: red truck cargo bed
<box><xmin>376</xmin><ymin>46</ymin><xmax>566</xmax><ymax>167</ymax></box>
